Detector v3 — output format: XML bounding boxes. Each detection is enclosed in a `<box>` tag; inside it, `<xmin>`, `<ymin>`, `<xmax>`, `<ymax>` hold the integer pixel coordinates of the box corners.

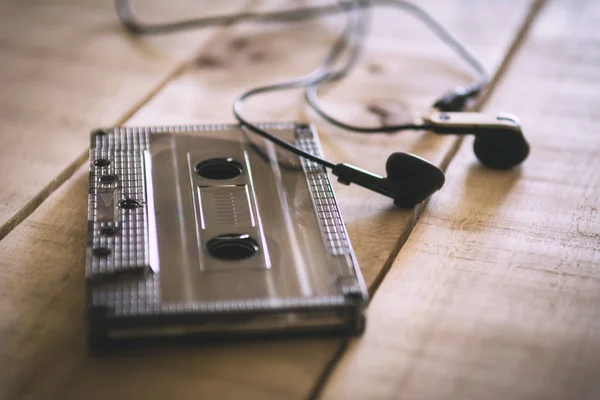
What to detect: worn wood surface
<box><xmin>0</xmin><ymin>0</ymin><xmax>578</xmax><ymax>399</ymax></box>
<box><xmin>322</xmin><ymin>0</ymin><xmax>600</xmax><ymax>399</ymax></box>
<box><xmin>0</xmin><ymin>0</ymin><xmax>254</xmax><ymax>239</ymax></box>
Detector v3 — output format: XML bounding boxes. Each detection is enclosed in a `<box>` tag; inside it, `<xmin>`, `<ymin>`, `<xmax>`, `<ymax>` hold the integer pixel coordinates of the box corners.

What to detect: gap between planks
<box><xmin>0</xmin><ymin>1</ymin><xmax>263</xmax><ymax>242</ymax></box>
<box><xmin>0</xmin><ymin>1</ymin><xmax>544</xmax><ymax>398</ymax></box>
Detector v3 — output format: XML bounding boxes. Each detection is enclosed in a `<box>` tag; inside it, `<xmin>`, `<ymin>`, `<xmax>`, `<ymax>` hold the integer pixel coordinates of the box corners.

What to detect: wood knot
<box><xmin>249</xmin><ymin>50</ymin><xmax>268</xmax><ymax>63</ymax></box>
<box><xmin>229</xmin><ymin>37</ymin><xmax>250</xmax><ymax>51</ymax></box>
<box><xmin>367</xmin><ymin>63</ymin><xmax>383</xmax><ymax>75</ymax></box>
<box><xmin>366</xmin><ymin>100</ymin><xmax>413</xmax><ymax>128</ymax></box>
<box><xmin>195</xmin><ymin>55</ymin><xmax>224</xmax><ymax>68</ymax></box>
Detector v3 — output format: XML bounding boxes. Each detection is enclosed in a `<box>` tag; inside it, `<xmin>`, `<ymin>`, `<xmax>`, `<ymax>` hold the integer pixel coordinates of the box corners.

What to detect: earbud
<box><xmin>331</xmin><ymin>153</ymin><xmax>445</xmax><ymax>208</ymax></box>
<box><xmin>472</xmin><ymin>130</ymin><xmax>530</xmax><ymax>169</ymax></box>
<box><xmin>423</xmin><ymin>111</ymin><xmax>530</xmax><ymax>169</ymax></box>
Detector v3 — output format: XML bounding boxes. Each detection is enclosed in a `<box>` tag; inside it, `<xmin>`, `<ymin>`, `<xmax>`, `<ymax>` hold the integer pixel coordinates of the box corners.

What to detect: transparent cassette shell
<box><xmin>86</xmin><ymin>123</ymin><xmax>368</xmax><ymax>347</ymax></box>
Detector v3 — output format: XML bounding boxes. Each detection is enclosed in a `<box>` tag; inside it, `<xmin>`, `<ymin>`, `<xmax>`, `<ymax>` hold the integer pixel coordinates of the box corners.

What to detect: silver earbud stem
<box><xmin>422</xmin><ymin>111</ymin><xmax>522</xmax><ymax>134</ymax></box>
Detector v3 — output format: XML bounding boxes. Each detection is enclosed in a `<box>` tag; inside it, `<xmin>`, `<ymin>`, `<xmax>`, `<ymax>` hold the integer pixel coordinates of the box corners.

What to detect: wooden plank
<box><xmin>122</xmin><ymin>0</ymin><xmax>531</xmax><ymax>286</ymax></box>
<box><xmin>0</xmin><ymin>0</ymin><xmax>253</xmax><ymax>239</ymax></box>
<box><xmin>321</xmin><ymin>1</ymin><xmax>600</xmax><ymax>399</ymax></box>
<box><xmin>0</xmin><ymin>163</ymin><xmax>343</xmax><ymax>400</ymax></box>
<box><xmin>0</xmin><ymin>1</ymin><xmax>532</xmax><ymax>399</ymax></box>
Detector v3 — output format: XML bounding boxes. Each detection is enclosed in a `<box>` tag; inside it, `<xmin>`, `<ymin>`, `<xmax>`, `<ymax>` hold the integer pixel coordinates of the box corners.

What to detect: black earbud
<box><xmin>331</xmin><ymin>153</ymin><xmax>445</xmax><ymax>208</ymax></box>
<box><xmin>423</xmin><ymin>111</ymin><xmax>530</xmax><ymax>169</ymax></box>
<box><xmin>385</xmin><ymin>153</ymin><xmax>447</xmax><ymax>207</ymax></box>
<box><xmin>472</xmin><ymin>130</ymin><xmax>530</xmax><ymax>169</ymax></box>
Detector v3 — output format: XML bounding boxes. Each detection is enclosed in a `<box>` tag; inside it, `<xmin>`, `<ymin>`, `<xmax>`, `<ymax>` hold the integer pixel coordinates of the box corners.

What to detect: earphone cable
<box><xmin>116</xmin><ymin>0</ymin><xmax>489</xmax><ymax>160</ymax></box>
<box><xmin>304</xmin><ymin>0</ymin><xmax>489</xmax><ymax>133</ymax></box>
<box><xmin>233</xmin><ymin>1</ymin><xmax>367</xmax><ymax>169</ymax></box>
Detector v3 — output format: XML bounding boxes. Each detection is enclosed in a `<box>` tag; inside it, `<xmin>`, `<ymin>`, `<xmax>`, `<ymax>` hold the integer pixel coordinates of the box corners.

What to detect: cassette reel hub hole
<box><xmin>195</xmin><ymin>158</ymin><xmax>243</xmax><ymax>180</ymax></box>
<box><xmin>206</xmin><ymin>234</ymin><xmax>259</xmax><ymax>261</ymax></box>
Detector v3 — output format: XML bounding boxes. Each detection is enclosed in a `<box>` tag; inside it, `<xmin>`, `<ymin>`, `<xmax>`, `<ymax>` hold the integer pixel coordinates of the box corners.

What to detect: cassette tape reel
<box><xmin>86</xmin><ymin>123</ymin><xmax>368</xmax><ymax>348</ymax></box>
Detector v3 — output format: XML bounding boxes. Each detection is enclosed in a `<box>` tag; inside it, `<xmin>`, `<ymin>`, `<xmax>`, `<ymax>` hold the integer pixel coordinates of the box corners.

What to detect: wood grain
<box><xmin>0</xmin><ymin>1</ymin><xmax>532</xmax><ymax>399</ymax></box>
<box><xmin>0</xmin><ymin>163</ymin><xmax>343</xmax><ymax>400</ymax></box>
<box><xmin>0</xmin><ymin>0</ymin><xmax>253</xmax><ymax>239</ymax></box>
<box><xmin>322</xmin><ymin>1</ymin><xmax>600</xmax><ymax>399</ymax></box>
<box><xmin>124</xmin><ymin>0</ymin><xmax>530</xmax><ymax>287</ymax></box>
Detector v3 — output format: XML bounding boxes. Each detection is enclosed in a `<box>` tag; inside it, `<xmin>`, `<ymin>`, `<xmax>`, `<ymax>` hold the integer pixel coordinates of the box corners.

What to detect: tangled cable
<box><xmin>115</xmin><ymin>0</ymin><xmax>488</xmax><ymax>169</ymax></box>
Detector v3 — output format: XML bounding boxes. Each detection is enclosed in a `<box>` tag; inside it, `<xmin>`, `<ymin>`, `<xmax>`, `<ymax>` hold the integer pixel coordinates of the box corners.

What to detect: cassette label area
<box><xmin>86</xmin><ymin>123</ymin><xmax>368</xmax><ymax>346</ymax></box>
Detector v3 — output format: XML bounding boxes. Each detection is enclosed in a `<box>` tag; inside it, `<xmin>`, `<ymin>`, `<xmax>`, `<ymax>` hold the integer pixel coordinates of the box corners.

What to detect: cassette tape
<box><xmin>85</xmin><ymin>122</ymin><xmax>368</xmax><ymax>348</ymax></box>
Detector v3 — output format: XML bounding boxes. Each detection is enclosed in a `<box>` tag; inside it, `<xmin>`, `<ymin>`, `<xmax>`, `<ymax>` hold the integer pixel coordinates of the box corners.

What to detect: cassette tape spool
<box><xmin>86</xmin><ymin>123</ymin><xmax>368</xmax><ymax>348</ymax></box>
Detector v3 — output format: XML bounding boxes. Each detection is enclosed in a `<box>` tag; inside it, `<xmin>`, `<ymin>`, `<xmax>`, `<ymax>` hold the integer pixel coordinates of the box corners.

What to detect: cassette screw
<box><xmin>119</xmin><ymin>199</ymin><xmax>141</xmax><ymax>209</ymax></box>
<box><xmin>99</xmin><ymin>175</ymin><xmax>118</xmax><ymax>185</ymax></box>
<box><xmin>100</xmin><ymin>226</ymin><xmax>117</xmax><ymax>236</ymax></box>
<box><xmin>94</xmin><ymin>159</ymin><xmax>111</xmax><ymax>167</ymax></box>
<box><xmin>92</xmin><ymin>247</ymin><xmax>111</xmax><ymax>257</ymax></box>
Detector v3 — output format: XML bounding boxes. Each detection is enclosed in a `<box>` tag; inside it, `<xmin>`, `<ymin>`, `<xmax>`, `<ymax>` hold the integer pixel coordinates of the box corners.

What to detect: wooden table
<box><xmin>1</xmin><ymin>1</ymin><xmax>599</xmax><ymax>399</ymax></box>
